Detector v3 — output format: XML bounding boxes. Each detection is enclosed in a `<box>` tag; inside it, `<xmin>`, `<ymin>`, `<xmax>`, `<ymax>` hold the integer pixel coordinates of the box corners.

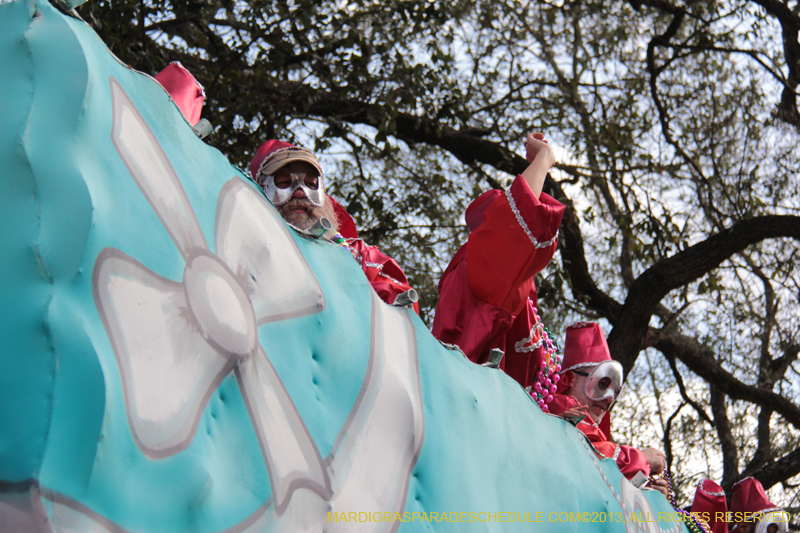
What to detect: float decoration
<box><xmin>0</xmin><ymin>0</ymin><xmax>689</xmax><ymax>531</ymax></box>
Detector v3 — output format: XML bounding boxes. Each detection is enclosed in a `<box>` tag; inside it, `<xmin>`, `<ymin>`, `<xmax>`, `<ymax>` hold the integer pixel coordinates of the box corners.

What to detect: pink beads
<box><xmin>526</xmin><ymin>311</ymin><xmax>563</xmax><ymax>414</ymax></box>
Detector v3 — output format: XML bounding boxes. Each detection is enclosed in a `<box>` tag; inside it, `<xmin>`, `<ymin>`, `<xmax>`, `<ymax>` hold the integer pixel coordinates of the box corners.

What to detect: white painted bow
<box><xmin>89</xmin><ymin>78</ymin><xmax>423</xmax><ymax>530</ymax></box>
<box><xmin>94</xmin><ymin>78</ymin><xmax>331</xmax><ymax>512</ymax></box>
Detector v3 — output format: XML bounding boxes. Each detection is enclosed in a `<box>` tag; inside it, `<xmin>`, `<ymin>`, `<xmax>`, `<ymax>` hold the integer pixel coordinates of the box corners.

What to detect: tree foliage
<box><xmin>76</xmin><ymin>0</ymin><xmax>800</xmax><ymax>518</ymax></box>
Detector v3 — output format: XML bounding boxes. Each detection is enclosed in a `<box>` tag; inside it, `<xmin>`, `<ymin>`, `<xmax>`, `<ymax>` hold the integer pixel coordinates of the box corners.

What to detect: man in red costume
<box><xmin>689</xmin><ymin>478</ymin><xmax>728</xmax><ymax>533</ymax></box>
<box><xmin>432</xmin><ymin>132</ymin><xmax>565</xmax><ymax>388</ymax></box>
<box><xmin>155</xmin><ymin>59</ymin><xmax>417</xmax><ymax>312</ymax></box>
<box><xmin>689</xmin><ymin>477</ymin><xmax>789</xmax><ymax>533</ymax></box>
<box><xmin>729</xmin><ymin>477</ymin><xmax>789</xmax><ymax>533</ymax></box>
<box><xmin>250</xmin><ymin>140</ymin><xmax>419</xmax><ymax>313</ymax></box>
<box><xmin>151</xmin><ymin>64</ymin><xmax>418</xmax><ymax>312</ymax></box>
<box><xmin>549</xmin><ymin>322</ymin><xmax>669</xmax><ymax>495</ymax></box>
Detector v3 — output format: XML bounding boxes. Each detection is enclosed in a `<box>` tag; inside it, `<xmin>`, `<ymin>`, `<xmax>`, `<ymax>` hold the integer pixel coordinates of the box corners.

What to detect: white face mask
<box><xmin>574</xmin><ymin>361</ymin><xmax>624</xmax><ymax>405</ymax></box>
<box><xmin>261</xmin><ymin>171</ymin><xmax>325</xmax><ymax>207</ymax></box>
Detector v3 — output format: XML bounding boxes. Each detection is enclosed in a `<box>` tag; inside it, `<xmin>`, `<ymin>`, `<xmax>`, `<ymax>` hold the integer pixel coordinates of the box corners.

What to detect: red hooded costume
<box><xmin>153</xmin><ymin>64</ymin><xmax>418</xmax><ymax>313</ymax></box>
<box><xmin>689</xmin><ymin>479</ymin><xmax>728</xmax><ymax>533</ymax></box>
<box><xmin>250</xmin><ymin>140</ymin><xmax>419</xmax><ymax>314</ymax></box>
<box><xmin>730</xmin><ymin>478</ymin><xmax>789</xmax><ymax>533</ymax></box>
<box><xmin>548</xmin><ymin>322</ymin><xmax>651</xmax><ymax>480</ymax></box>
<box><xmin>432</xmin><ymin>175</ymin><xmax>565</xmax><ymax>388</ymax></box>
<box><xmin>153</xmin><ymin>66</ymin><xmax>419</xmax><ymax>314</ymax></box>
<box><xmin>689</xmin><ymin>477</ymin><xmax>789</xmax><ymax>533</ymax></box>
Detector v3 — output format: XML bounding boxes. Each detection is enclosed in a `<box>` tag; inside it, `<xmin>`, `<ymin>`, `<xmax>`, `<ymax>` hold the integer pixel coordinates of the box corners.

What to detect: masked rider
<box><xmin>549</xmin><ymin>322</ymin><xmax>668</xmax><ymax>496</ymax></box>
<box><xmin>250</xmin><ymin>140</ymin><xmax>419</xmax><ymax>314</ymax></box>
<box><xmin>432</xmin><ymin>132</ymin><xmax>565</xmax><ymax>388</ymax></box>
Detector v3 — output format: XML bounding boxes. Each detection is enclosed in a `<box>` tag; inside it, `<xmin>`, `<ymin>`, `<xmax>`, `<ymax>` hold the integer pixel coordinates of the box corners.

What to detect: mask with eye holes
<box><xmin>252</xmin><ymin>144</ymin><xmax>326</xmax><ymax>208</ymax></box>
<box><xmin>577</xmin><ymin>361</ymin><xmax>623</xmax><ymax>405</ymax></box>
<box><xmin>261</xmin><ymin>171</ymin><xmax>325</xmax><ymax>208</ymax></box>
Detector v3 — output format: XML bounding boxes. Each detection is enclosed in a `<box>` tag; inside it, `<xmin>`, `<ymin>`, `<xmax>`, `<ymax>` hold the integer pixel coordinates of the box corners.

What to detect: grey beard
<box><xmin>277</xmin><ymin>198</ymin><xmax>340</xmax><ymax>239</ymax></box>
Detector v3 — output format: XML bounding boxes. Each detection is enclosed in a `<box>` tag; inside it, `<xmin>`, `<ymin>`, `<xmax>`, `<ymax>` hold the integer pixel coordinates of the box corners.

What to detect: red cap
<box><xmin>154</xmin><ymin>62</ymin><xmax>205</xmax><ymax>126</ymax></box>
<box><xmin>561</xmin><ymin>322</ymin><xmax>612</xmax><ymax>372</ymax></box>
<box><xmin>249</xmin><ymin>140</ymin><xmax>323</xmax><ymax>184</ymax></box>
<box><xmin>690</xmin><ymin>479</ymin><xmax>728</xmax><ymax>533</ymax></box>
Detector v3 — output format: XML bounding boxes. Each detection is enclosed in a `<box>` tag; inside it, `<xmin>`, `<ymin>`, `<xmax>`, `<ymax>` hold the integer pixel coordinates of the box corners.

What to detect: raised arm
<box><xmin>465</xmin><ymin>134</ymin><xmax>564</xmax><ymax>315</ymax></box>
<box><xmin>520</xmin><ymin>132</ymin><xmax>556</xmax><ymax>198</ymax></box>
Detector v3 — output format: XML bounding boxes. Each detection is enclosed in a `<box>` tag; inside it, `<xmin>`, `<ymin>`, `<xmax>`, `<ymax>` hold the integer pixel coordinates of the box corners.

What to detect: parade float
<box><xmin>0</xmin><ymin>0</ymin><xmax>691</xmax><ymax>530</ymax></box>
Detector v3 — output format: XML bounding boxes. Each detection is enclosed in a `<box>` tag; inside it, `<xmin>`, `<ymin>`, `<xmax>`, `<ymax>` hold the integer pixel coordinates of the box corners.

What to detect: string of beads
<box><xmin>332</xmin><ymin>233</ymin><xmax>351</xmax><ymax>251</ymax></box>
<box><xmin>529</xmin><ymin>311</ymin><xmax>562</xmax><ymax>413</ymax></box>
<box><xmin>655</xmin><ymin>470</ymin><xmax>712</xmax><ymax>533</ymax></box>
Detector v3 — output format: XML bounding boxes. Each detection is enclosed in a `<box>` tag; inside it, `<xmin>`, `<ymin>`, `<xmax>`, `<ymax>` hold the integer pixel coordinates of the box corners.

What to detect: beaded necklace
<box><xmin>654</xmin><ymin>470</ymin><xmax>712</xmax><ymax>533</ymax></box>
<box><xmin>332</xmin><ymin>233</ymin><xmax>351</xmax><ymax>252</ymax></box>
<box><xmin>528</xmin><ymin>311</ymin><xmax>562</xmax><ymax>413</ymax></box>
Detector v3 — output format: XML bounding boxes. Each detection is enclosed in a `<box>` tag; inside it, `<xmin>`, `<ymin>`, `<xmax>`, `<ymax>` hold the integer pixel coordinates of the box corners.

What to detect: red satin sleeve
<box><xmin>466</xmin><ymin>176</ymin><xmax>564</xmax><ymax>316</ymax></box>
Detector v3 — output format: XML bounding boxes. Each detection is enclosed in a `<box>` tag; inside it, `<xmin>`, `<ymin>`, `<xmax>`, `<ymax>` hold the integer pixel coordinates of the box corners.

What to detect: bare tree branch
<box><xmin>609</xmin><ymin>216</ymin><xmax>800</xmax><ymax>374</ymax></box>
<box><xmin>710</xmin><ymin>385</ymin><xmax>740</xmax><ymax>488</ymax></box>
<box><xmin>654</xmin><ymin>332</ymin><xmax>800</xmax><ymax>429</ymax></box>
<box><xmin>741</xmin><ymin>447</ymin><xmax>800</xmax><ymax>492</ymax></box>
<box><xmin>749</xmin><ymin>0</ymin><xmax>800</xmax><ymax>130</ymax></box>
<box><xmin>664</xmin><ymin>352</ymin><xmax>714</xmax><ymax>425</ymax></box>
<box><xmin>664</xmin><ymin>402</ymin><xmax>686</xmax><ymax>472</ymax></box>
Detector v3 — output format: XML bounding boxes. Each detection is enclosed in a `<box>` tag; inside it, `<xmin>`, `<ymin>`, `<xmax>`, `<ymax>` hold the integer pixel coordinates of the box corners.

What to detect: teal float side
<box><xmin>0</xmin><ymin>1</ymin><xmax>689</xmax><ymax>532</ymax></box>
